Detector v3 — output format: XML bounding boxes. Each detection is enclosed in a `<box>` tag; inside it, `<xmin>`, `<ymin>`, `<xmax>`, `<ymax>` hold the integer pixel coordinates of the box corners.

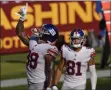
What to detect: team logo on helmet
<box><xmin>41</xmin><ymin>24</ymin><xmax>59</xmax><ymax>43</ymax></box>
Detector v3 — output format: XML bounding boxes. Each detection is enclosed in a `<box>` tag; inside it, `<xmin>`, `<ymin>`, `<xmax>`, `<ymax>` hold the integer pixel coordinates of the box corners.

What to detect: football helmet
<box><xmin>41</xmin><ymin>24</ymin><xmax>59</xmax><ymax>44</ymax></box>
<box><xmin>70</xmin><ymin>29</ymin><xmax>85</xmax><ymax>48</ymax></box>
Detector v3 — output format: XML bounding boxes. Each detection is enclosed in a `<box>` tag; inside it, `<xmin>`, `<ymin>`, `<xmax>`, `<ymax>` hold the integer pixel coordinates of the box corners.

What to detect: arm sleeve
<box><xmin>89</xmin><ymin>65</ymin><xmax>97</xmax><ymax>90</ymax></box>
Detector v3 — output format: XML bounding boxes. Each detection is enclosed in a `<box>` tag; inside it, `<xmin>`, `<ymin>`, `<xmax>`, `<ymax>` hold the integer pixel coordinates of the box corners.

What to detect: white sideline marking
<box><xmin>1</xmin><ymin>70</ymin><xmax>111</xmax><ymax>88</ymax></box>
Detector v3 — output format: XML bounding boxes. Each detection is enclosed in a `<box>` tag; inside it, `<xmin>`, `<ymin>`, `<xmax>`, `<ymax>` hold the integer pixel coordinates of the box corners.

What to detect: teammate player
<box><xmin>52</xmin><ymin>29</ymin><xmax>97</xmax><ymax>90</ymax></box>
<box><xmin>15</xmin><ymin>3</ymin><xmax>59</xmax><ymax>90</ymax></box>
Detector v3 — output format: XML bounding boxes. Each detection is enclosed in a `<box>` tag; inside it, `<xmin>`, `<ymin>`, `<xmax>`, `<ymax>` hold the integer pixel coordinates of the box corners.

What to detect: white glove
<box><xmin>52</xmin><ymin>86</ymin><xmax>58</xmax><ymax>90</ymax></box>
<box><xmin>31</xmin><ymin>28</ymin><xmax>43</xmax><ymax>37</ymax></box>
<box><xmin>15</xmin><ymin>3</ymin><xmax>28</xmax><ymax>21</ymax></box>
<box><xmin>46</xmin><ymin>87</ymin><xmax>52</xmax><ymax>90</ymax></box>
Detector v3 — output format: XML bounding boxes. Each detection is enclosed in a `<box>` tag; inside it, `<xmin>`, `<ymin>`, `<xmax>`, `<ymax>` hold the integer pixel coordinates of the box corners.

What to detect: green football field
<box><xmin>1</xmin><ymin>47</ymin><xmax>111</xmax><ymax>90</ymax></box>
<box><xmin>1</xmin><ymin>78</ymin><xmax>111</xmax><ymax>90</ymax></box>
<box><xmin>1</xmin><ymin>47</ymin><xmax>111</xmax><ymax>80</ymax></box>
<box><xmin>1</xmin><ymin>53</ymin><xmax>27</xmax><ymax>80</ymax></box>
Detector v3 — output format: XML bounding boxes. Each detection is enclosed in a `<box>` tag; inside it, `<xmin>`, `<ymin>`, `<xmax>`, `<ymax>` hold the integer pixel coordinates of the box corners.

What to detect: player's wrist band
<box><xmin>19</xmin><ymin>17</ymin><xmax>25</xmax><ymax>21</ymax></box>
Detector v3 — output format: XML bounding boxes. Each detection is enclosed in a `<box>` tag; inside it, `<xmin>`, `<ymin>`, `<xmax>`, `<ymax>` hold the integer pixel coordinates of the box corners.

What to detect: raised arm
<box><xmin>15</xmin><ymin>3</ymin><xmax>29</xmax><ymax>46</ymax></box>
<box><xmin>16</xmin><ymin>20</ymin><xmax>29</xmax><ymax>46</ymax></box>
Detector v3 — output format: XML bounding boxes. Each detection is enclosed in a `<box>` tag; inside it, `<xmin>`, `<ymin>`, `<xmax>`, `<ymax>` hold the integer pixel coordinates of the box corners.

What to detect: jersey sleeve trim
<box><xmin>46</xmin><ymin>48</ymin><xmax>58</xmax><ymax>57</ymax></box>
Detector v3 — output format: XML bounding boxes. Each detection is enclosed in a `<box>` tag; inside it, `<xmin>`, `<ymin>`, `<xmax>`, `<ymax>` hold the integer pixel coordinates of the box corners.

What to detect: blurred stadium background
<box><xmin>0</xmin><ymin>1</ymin><xmax>111</xmax><ymax>90</ymax></box>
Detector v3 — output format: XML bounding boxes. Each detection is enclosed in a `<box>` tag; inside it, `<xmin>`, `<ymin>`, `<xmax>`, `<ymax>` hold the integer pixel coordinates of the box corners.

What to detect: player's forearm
<box><xmin>89</xmin><ymin>65</ymin><xmax>97</xmax><ymax>90</ymax></box>
<box><xmin>53</xmin><ymin>68</ymin><xmax>62</xmax><ymax>86</ymax></box>
<box><xmin>53</xmin><ymin>58</ymin><xmax>64</xmax><ymax>86</ymax></box>
<box><xmin>16</xmin><ymin>20</ymin><xmax>24</xmax><ymax>35</ymax></box>
<box><xmin>16</xmin><ymin>20</ymin><xmax>29</xmax><ymax>46</ymax></box>
<box><xmin>46</xmin><ymin>69</ymin><xmax>52</xmax><ymax>86</ymax></box>
<box><xmin>45</xmin><ymin>66</ymin><xmax>52</xmax><ymax>89</ymax></box>
<box><xmin>44</xmin><ymin>55</ymin><xmax>52</xmax><ymax>88</ymax></box>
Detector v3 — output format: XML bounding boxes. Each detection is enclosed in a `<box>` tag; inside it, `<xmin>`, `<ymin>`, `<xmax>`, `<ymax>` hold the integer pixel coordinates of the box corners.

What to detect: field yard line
<box><xmin>1</xmin><ymin>70</ymin><xmax>111</xmax><ymax>88</ymax></box>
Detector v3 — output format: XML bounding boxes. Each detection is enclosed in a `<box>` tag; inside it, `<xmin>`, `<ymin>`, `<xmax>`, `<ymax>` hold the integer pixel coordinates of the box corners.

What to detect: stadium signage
<box><xmin>0</xmin><ymin>1</ymin><xmax>100</xmax><ymax>54</ymax></box>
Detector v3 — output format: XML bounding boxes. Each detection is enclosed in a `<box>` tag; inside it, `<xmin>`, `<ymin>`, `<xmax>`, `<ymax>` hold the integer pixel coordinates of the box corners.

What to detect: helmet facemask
<box><xmin>70</xmin><ymin>29</ymin><xmax>86</xmax><ymax>48</ymax></box>
<box><xmin>70</xmin><ymin>36</ymin><xmax>85</xmax><ymax>48</ymax></box>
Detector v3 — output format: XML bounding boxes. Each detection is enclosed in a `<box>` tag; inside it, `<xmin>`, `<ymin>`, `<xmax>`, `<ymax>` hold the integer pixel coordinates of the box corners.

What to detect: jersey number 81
<box><xmin>67</xmin><ymin>60</ymin><xmax>82</xmax><ymax>76</ymax></box>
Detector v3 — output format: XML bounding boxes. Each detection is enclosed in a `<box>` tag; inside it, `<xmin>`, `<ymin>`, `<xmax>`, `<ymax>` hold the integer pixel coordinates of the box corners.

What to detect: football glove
<box><xmin>52</xmin><ymin>86</ymin><xmax>58</xmax><ymax>90</ymax></box>
<box><xmin>15</xmin><ymin>3</ymin><xmax>28</xmax><ymax>21</ymax></box>
<box><xmin>46</xmin><ymin>87</ymin><xmax>52</xmax><ymax>90</ymax></box>
<box><xmin>31</xmin><ymin>28</ymin><xmax>43</xmax><ymax>37</ymax></box>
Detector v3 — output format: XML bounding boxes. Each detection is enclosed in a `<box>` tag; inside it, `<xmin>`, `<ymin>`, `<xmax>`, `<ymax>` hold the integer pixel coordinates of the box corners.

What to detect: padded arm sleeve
<box><xmin>89</xmin><ymin>65</ymin><xmax>97</xmax><ymax>90</ymax></box>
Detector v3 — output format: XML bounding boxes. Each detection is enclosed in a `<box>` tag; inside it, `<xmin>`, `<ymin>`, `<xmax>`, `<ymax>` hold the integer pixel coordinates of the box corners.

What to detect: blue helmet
<box><xmin>70</xmin><ymin>29</ymin><xmax>85</xmax><ymax>48</ymax></box>
<box><xmin>41</xmin><ymin>24</ymin><xmax>59</xmax><ymax>43</ymax></box>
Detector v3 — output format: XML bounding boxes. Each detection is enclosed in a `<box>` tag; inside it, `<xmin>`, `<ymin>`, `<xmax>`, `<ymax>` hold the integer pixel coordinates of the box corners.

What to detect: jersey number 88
<box><xmin>27</xmin><ymin>51</ymin><xmax>39</xmax><ymax>69</ymax></box>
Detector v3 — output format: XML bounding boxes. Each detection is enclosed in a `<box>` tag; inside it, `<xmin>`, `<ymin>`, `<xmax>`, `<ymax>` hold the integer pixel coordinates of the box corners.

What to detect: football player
<box><xmin>52</xmin><ymin>29</ymin><xmax>97</xmax><ymax>90</ymax></box>
<box><xmin>15</xmin><ymin>3</ymin><xmax>59</xmax><ymax>90</ymax></box>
